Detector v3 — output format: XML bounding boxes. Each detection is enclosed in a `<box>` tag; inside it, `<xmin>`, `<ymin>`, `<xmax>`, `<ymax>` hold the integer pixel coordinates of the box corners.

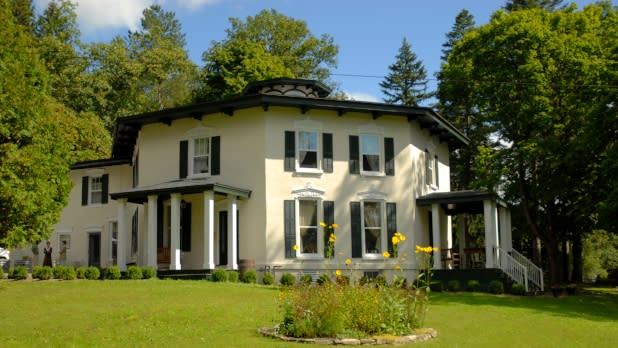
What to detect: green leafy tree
<box><xmin>440</xmin><ymin>4</ymin><xmax>616</xmax><ymax>284</ymax></box>
<box><xmin>380</xmin><ymin>38</ymin><xmax>432</xmax><ymax>106</ymax></box>
<box><xmin>195</xmin><ymin>9</ymin><xmax>338</xmax><ymax>101</ymax></box>
<box><xmin>10</xmin><ymin>0</ymin><xmax>34</xmax><ymax>30</ymax></box>
<box><xmin>504</xmin><ymin>0</ymin><xmax>564</xmax><ymax>12</ymax></box>
<box><xmin>583</xmin><ymin>230</ymin><xmax>618</xmax><ymax>281</ymax></box>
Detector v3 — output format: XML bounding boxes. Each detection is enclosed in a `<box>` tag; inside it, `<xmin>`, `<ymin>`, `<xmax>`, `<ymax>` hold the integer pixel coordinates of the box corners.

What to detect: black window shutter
<box><xmin>434</xmin><ymin>155</ymin><xmax>439</xmax><ymax>188</ymax></box>
<box><xmin>181</xmin><ymin>203</ymin><xmax>192</xmax><ymax>252</ymax></box>
<box><xmin>101</xmin><ymin>174</ymin><xmax>109</xmax><ymax>204</ymax></box>
<box><xmin>386</xmin><ymin>202</ymin><xmax>397</xmax><ymax>253</ymax></box>
<box><xmin>179</xmin><ymin>140</ymin><xmax>188</xmax><ymax>179</ymax></box>
<box><xmin>284</xmin><ymin>131</ymin><xmax>295</xmax><ymax>172</ymax></box>
<box><xmin>211</xmin><ymin>136</ymin><xmax>220</xmax><ymax>175</ymax></box>
<box><xmin>349</xmin><ymin>135</ymin><xmax>360</xmax><ymax>174</ymax></box>
<box><xmin>284</xmin><ymin>200</ymin><xmax>296</xmax><ymax>258</ymax></box>
<box><xmin>384</xmin><ymin>137</ymin><xmax>395</xmax><ymax>176</ymax></box>
<box><xmin>81</xmin><ymin>176</ymin><xmax>89</xmax><ymax>206</ymax></box>
<box><xmin>323</xmin><ymin>201</ymin><xmax>335</xmax><ymax>257</ymax></box>
<box><xmin>350</xmin><ymin>201</ymin><xmax>362</xmax><ymax>258</ymax></box>
<box><xmin>323</xmin><ymin>133</ymin><xmax>333</xmax><ymax>173</ymax></box>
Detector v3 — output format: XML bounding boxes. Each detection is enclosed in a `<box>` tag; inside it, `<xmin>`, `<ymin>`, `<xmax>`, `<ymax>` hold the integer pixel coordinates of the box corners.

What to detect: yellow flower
<box><xmin>398</xmin><ymin>233</ymin><xmax>406</xmax><ymax>241</ymax></box>
<box><xmin>392</xmin><ymin>236</ymin><xmax>400</xmax><ymax>245</ymax></box>
<box><xmin>345</xmin><ymin>258</ymin><xmax>352</xmax><ymax>265</ymax></box>
<box><xmin>331</xmin><ymin>223</ymin><xmax>339</xmax><ymax>229</ymax></box>
<box><xmin>329</xmin><ymin>233</ymin><xmax>336</xmax><ymax>242</ymax></box>
<box><xmin>320</xmin><ymin>222</ymin><xmax>327</xmax><ymax>227</ymax></box>
<box><xmin>293</xmin><ymin>244</ymin><xmax>299</xmax><ymax>251</ymax></box>
<box><xmin>383</xmin><ymin>251</ymin><xmax>391</xmax><ymax>259</ymax></box>
<box><xmin>335</xmin><ymin>269</ymin><xmax>342</xmax><ymax>276</ymax></box>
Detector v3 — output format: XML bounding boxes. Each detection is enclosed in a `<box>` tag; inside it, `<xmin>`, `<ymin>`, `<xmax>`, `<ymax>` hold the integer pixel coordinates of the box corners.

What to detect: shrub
<box><xmin>392</xmin><ymin>275</ymin><xmax>407</xmax><ymax>288</ymax></box>
<box><xmin>447</xmin><ymin>280</ymin><xmax>461</xmax><ymax>292</ymax></box>
<box><xmin>126</xmin><ymin>266</ymin><xmax>143</xmax><ymax>280</ymax></box>
<box><xmin>33</xmin><ymin>266</ymin><xmax>53</xmax><ymax>280</ymax></box>
<box><xmin>317</xmin><ymin>273</ymin><xmax>331</xmax><ymax>286</ymax></box>
<box><xmin>299</xmin><ymin>274</ymin><xmax>313</xmax><ymax>285</ymax></box>
<box><xmin>104</xmin><ymin>266</ymin><xmax>121</xmax><ymax>280</ymax></box>
<box><xmin>374</xmin><ymin>275</ymin><xmax>388</xmax><ymax>288</ymax></box>
<box><xmin>62</xmin><ymin>267</ymin><xmax>77</xmax><ymax>280</ymax></box>
<box><xmin>52</xmin><ymin>265</ymin><xmax>65</xmax><ymax>279</ymax></box>
<box><xmin>76</xmin><ymin>267</ymin><xmax>87</xmax><ymax>279</ymax></box>
<box><xmin>489</xmin><ymin>280</ymin><xmax>505</xmax><ymax>294</ymax></box>
<box><xmin>211</xmin><ymin>269</ymin><xmax>228</xmax><ymax>282</ymax></box>
<box><xmin>429</xmin><ymin>281</ymin><xmax>443</xmax><ymax>292</ymax></box>
<box><xmin>262</xmin><ymin>272</ymin><xmax>274</xmax><ymax>285</ymax></box>
<box><xmin>466</xmin><ymin>280</ymin><xmax>481</xmax><ymax>292</ymax></box>
<box><xmin>227</xmin><ymin>270</ymin><xmax>239</xmax><ymax>282</ymax></box>
<box><xmin>336</xmin><ymin>274</ymin><xmax>350</xmax><ymax>286</ymax></box>
<box><xmin>241</xmin><ymin>270</ymin><xmax>257</xmax><ymax>284</ymax></box>
<box><xmin>142</xmin><ymin>267</ymin><xmax>157</xmax><ymax>279</ymax></box>
<box><xmin>9</xmin><ymin>266</ymin><xmax>28</xmax><ymax>280</ymax></box>
<box><xmin>85</xmin><ymin>267</ymin><xmax>101</xmax><ymax>280</ymax></box>
<box><xmin>0</xmin><ymin>266</ymin><xmax>3</xmax><ymax>279</ymax></box>
<box><xmin>279</xmin><ymin>272</ymin><xmax>296</xmax><ymax>286</ymax></box>
<box><xmin>511</xmin><ymin>283</ymin><xmax>526</xmax><ymax>295</ymax></box>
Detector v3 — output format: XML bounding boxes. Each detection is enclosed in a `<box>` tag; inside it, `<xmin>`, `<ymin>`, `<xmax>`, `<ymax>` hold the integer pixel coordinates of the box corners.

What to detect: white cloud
<box><xmin>34</xmin><ymin>0</ymin><xmax>220</xmax><ymax>35</ymax></box>
<box><xmin>345</xmin><ymin>91</ymin><xmax>380</xmax><ymax>103</ymax></box>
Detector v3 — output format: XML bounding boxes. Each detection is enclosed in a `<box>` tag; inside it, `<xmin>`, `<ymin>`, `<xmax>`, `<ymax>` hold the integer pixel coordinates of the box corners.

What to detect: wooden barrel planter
<box><xmin>238</xmin><ymin>259</ymin><xmax>256</xmax><ymax>275</ymax></box>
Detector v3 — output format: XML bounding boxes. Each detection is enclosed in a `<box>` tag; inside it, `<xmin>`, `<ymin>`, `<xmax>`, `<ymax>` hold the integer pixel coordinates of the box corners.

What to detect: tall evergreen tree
<box><xmin>504</xmin><ymin>0</ymin><xmax>564</xmax><ymax>11</ymax></box>
<box><xmin>441</xmin><ymin>9</ymin><xmax>475</xmax><ymax>62</ymax></box>
<box><xmin>380</xmin><ymin>38</ymin><xmax>432</xmax><ymax>106</ymax></box>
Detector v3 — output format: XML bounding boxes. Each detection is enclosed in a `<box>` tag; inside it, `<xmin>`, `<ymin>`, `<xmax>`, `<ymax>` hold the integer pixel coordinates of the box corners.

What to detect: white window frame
<box><xmin>360</xmin><ymin>200</ymin><xmax>387</xmax><ymax>259</ymax></box>
<box><xmin>190</xmin><ymin>136</ymin><xmax>211</xmax><ymax>177</ymax></box>
<box><xmin>425</xmin><ymin>149</ymin><xmax>439</xmax><ymax>189</ymax></box>
<box><xmin>89</xmin><ymin>176</ymin><xmax>103</xmax><ymax>205</ymax></box>
<box><xmin>296</xmin><ymin>130</ymin><xmax>321</xmax><ymax>173</ymax></box>
<box><xmin>295</xmin><ymin>198</ymin><xmax>323</xmax><ymax>259</ymax></box>
<box><xmin>360</xmin><ymin>134</ymin><xmax>383</xmax><ymax>175</ymax></box>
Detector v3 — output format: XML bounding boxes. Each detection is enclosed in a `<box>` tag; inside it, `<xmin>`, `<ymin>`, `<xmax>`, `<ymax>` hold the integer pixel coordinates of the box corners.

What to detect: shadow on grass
<box><xmin>430</xmin><ymin>289</ymin><xmax>618</xmax><ymax>322</ymax></box>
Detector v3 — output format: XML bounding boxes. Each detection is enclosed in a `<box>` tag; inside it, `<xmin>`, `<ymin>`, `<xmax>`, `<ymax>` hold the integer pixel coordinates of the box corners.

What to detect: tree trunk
<box><xmin>533</xmin><ymin>237</ymin><xmax>542</xmax><ymax>265</ymax></box>
<box><xmin>547</xmin><ymin>238</ymin><xmax>562</xmax><ymax>286</ymax></box>
<box><xmin>562</xmin><ymin>240</ymin><xmax>571</xmax><ymax>283</ymax></box>
<box><xmin>571</xmin><ymin>235</ymin><xmax>583</xmax><ymax>283</ymax></box>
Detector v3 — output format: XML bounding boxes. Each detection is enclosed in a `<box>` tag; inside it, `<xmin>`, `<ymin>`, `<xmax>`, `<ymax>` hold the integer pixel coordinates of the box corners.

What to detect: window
<box><xmin>58</xmin><ymin>234</ymin><xmax>71</xmax><ymax>250</ymax></box>
<box><xmin>298</xmin><ymin>131</ymin><xmax>318</xmax><ymax>169</ymax></box>
<box><xmin>81</xmin><ymin>174</ymin><xmax>108</xmax><ymax>206</ymax></box>
<box><xmin>193</xmin><ymin>137</ymin><xmax>210</xmax><ymax>175</ymax></box>
<box><xmin>425</xmin><ymin>150</ymin><xmax>439</xmax><ymax>188</ymax></box>
<box><xmin>362</xmin><ymin>201</ymin><xmax>383</xmax><ymax>255</ymax></box>
<box><xmin>361</xmin><ymin>135</ymin><xmax>380</xmax><ymax>173</ymax></box>
<box><xmin>298</xmin><ymin>200</ymin><xmax>319</xmax><ymax>254</ymax></box>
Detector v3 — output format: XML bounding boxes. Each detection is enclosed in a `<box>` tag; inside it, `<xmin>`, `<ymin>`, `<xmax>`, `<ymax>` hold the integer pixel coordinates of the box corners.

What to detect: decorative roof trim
<box><xmin>71</xmin><ymin>158</ymin><xmax>131</xmax><ymax>170</ymax></box>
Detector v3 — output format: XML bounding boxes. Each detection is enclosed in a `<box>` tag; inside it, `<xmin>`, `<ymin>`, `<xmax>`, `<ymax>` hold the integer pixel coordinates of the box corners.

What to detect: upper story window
<box><xmin>284</xmin><ymin>128</ymin><xmax>333</xmax><ymax>174</ymax></box>
<box><xmin>179</xmin><ymin>127</ymin><xmax>220</xmax><ymax>179</ymax></box>
<box><xmin>425</xmin><ymin>149</ymin><xmax>439</xmax><ymax>188</ymax></box>
<box><xmin>193</xmin><ymin>137</ymin><xmax>210</xmax><ymax>175</ymax></box>
<box><xmin>81</xmin><ymin>173</ymin><xmax>108</xmax><ymax>206</ymax></box>
<box><xmin>349</xmin><ymin>135</ymin><xmax>394</xmax><ymax>176</ymax></box>
<box><xmin>360</xmin><ymin>135</ymin><xmax>381</xmax><ymax>173</ymax></box>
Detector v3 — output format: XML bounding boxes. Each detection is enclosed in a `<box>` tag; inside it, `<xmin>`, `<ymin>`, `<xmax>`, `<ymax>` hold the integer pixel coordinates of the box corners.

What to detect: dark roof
<box><xmin>416</xmin><ymin>190</ymin><xmax>505</xmax><ymax>215</ymax></box>
<box><xmin>243</xmin><ymin>78</ymin><xmax>332</xmax><ymax>97</ymax></box>
<box><xmin>70</xmin><ymin>158</ymin><xmax>131</xmax><ymax>170</ymax></box>
<box><xmin>109</xmin><ymin>178</ymin><xmax>251</xmax><ymax>204</ymax></box>
<box><xmin>111</xmin><ymin>89</ymin><xmax>469</xmax><ymax>160</ymax></box>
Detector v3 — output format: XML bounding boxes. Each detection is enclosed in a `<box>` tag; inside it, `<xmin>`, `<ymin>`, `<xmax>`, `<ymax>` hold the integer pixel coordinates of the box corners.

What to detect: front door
<box><xmin>88</xmin><ymin>233</ymin><xmax>101</xmax><ymax>267</ymax></box>
<box><xmin>219</xmin><ymin>211</ymin><xmax>227</xmax><ymax>265</ymax></box>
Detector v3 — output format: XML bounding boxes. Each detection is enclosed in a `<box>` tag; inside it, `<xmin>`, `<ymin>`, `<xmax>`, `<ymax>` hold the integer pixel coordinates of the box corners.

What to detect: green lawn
<box><xmin>1</xmin><ymin>279</ymin><xmax>617</xmax><ymax>347</ymax></box>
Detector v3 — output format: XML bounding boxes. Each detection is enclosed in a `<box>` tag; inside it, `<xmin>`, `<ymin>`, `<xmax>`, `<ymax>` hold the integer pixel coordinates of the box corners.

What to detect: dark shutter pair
<box><xmin>81</xmin><ymin>174</ymin><xmax>109</xmax><ymax>206</ymax></box>
<box><xmin>179</xmin><ymin>136</ymin><xmax>220</xmax><ymax>179</ymax></box>
<box><xmin>350</xmin><ymin>201</ymin><xmax>397</xmax><ymax>258</ymax></box>
<box><xmin>284</xmin><ymin>200</ymin><xmax>335</xmax><ymax>259</ymax></box>
<box><xmin>284</xmin><ymin>131</ymin><xmax>333</xmax><ymax>173</ymax></box>
<box><xmin>348</xmin><ymin>136</ymin><xmax>395</xmax><ymax>175</ymax></box>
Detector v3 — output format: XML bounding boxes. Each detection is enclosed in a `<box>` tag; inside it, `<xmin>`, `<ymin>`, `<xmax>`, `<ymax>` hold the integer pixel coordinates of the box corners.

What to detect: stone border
<box><xmin>258</xmin><ymin>327</ymin><xmax>437</xmax><ymax>345</ymax></box>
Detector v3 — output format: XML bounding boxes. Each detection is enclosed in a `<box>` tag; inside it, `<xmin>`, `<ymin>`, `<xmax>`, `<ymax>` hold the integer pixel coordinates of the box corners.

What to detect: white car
<box><xmin>0</xmin><ymin>247</ymin><xmax>9</xmax><ymax>260</ymax></box>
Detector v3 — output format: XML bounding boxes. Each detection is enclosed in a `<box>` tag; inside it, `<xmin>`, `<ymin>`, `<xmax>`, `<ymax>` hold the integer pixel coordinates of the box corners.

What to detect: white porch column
<box><xmin>499</xmin><ymin>208</ymin><xmax>513</xmax><ymax>253</ymax></box>
<box><xmin>431</xmin><ymin>204</ymin><xmax>441</xmax><ymax>270</ymax></box>
<box><xmin>117</xmin><ymin>198</ymin><xmax>128</xmax><ymax>271</ymax></box>
<box><xmin>227</xmin><ymin>197</ymin><xmax>238</xmax><ymax>270</ymax></box>
<box><xmin>170</xmin><ymin>193</ymin><xmax>182</xmax><ymax>270</ymax></box>
<box><xmin>146</xmin><ymin>195</ymin><xmax>158</xmax><ymax>268</ymax></box>
<box><xmin>484</xmin><ymin>199</ymin><xmax>499</xmax><ymax>268</ymax></box>
<box><xmin>203</xmin><ymin>191</ymin><xmax>215</xmax><ymax>269</ymax></box>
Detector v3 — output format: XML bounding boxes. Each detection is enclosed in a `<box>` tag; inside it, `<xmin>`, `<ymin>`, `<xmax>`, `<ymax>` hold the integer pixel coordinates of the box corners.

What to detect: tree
<box><xmin>504</xmin><ymin>0</ymin><xmax>564</xmax><ymax>12</ymax></box>
<box><xmin>10</xmin><ymin>0</ymin><xmax>34</xmax><ymax>30</ymax></box>
<box><xmin>195</xmin><ymin>9</ymin><xmax>338</xmax><ymax>101</ymax></box>
<box><xmin>440</xmin><ymin>4</ymin><xmax>617</xmax><ymax>284</ymax></box>
<box><xmin>441</xmin><ymin>9</ymin><xmax>475</xmax><ymax>62</ymax></box>
<box><xmin>380</xmin><ymin>38</ymin><xmax>432</xmax><ymax>106</ymax></box>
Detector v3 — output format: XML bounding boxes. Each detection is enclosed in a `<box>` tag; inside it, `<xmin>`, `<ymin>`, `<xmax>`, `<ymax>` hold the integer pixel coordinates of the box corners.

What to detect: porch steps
<box><xmin>432</xmin><ymin>268</ymin><xmax>515</xmax><ymax>292</ymax></box>
<box><xmin>157</xmin><ymin>269</ymin><xmax>211</xmax><ymax>280</ymax></box>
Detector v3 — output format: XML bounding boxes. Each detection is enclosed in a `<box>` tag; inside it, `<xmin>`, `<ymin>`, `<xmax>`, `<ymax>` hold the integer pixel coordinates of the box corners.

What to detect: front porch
<box><xmin>110</xmin><ymin>178</ymin><xmax>251</xmax><ymax>272</ymax></box>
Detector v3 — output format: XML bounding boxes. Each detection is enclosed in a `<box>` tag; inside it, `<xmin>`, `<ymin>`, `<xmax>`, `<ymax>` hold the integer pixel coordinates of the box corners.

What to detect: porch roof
<box><xmin>416</xmin><ymin>190</ymin><xmax>506</xmax><ymax>215</ymax></box>
<box><xmin>109</xmin><ymin>178</ymin><xmax>252</xmax><ymax>204</ymax></box>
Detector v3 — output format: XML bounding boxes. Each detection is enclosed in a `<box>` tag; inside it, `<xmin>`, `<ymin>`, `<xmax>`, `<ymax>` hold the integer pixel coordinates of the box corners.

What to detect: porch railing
<box><xmin>510</xmin><ymin>248</ymin><xmax>544</xmax><ymax>292</ymax></box>
<box><xmin>494</xmin><ymin>246</ymin><xmax>529</xmax><ymax>292</ymax></box>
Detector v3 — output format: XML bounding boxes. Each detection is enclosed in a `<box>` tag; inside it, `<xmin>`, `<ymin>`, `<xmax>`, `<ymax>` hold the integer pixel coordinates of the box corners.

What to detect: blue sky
<box><xmin>35</xmin><ymin>0</ymin><xmax>609</xmax><ymax>103</ymax></box>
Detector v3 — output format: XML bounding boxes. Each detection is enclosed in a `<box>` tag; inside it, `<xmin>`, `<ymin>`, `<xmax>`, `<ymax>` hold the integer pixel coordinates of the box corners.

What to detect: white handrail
<box><xmin>510</xmin><ymin>248</ymin><xmax>544</xmax><ymax>292</ymax></box>
<box><xmin>494</xmin><ymin>246</ymin><xmax>529</xmax><ymax>292</ymax></box>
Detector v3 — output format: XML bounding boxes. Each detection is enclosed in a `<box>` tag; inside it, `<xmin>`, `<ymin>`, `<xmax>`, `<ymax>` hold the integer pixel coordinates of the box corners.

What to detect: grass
<box><xmin>1</xmin><ymin>279</ymin><xmax>617</xmax><ymax>347</ymax></box>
